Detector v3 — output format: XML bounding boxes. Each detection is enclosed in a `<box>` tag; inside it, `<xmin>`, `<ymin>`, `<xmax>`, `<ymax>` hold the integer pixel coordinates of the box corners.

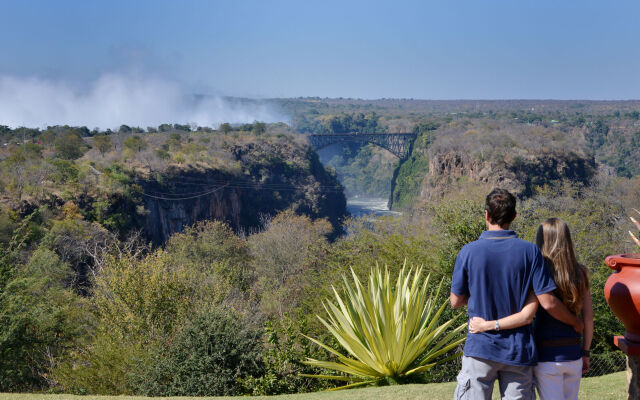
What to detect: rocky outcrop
<box><xmin>420</xmin><ymin>150</ymin><xmax>596</xmax><ymax>200</ymax></box>
<box><xmin>139</xmin><ymin>147</ymin><xmax>347</xmax><ymax>244</ymax></box>
<box><xmin>140</xmin><ymin>170</ymin><xmax>243</xmax><ymax>244</ymax></box>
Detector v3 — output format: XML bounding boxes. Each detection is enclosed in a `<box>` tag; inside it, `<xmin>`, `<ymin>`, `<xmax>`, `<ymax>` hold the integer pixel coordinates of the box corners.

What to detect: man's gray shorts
<box><xmin>454</xmin><ymin>355</ymin><xmax>534</xmax><ymax>400</ymax></box>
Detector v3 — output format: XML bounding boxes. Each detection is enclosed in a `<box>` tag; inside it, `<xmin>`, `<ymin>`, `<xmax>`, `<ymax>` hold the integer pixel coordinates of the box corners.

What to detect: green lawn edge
<box><xmin>0</xmin><ymin>371</ymin><xmax>626</xmax><ymax>400</ymax></box>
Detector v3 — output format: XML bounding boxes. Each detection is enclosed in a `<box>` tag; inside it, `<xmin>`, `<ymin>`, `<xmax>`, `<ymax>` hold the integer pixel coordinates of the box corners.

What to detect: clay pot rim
<box><xmin>605</xmin><ymin>253</ymin><xmax>640</xmax><ymax>271</ymax></box>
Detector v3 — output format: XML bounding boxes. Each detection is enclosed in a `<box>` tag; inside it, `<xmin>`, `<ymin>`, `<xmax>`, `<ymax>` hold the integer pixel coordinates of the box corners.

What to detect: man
<box><xmin>450</xmin><ymin>188</ymin><xmax>583</xmax><ymax>400</ymax></box>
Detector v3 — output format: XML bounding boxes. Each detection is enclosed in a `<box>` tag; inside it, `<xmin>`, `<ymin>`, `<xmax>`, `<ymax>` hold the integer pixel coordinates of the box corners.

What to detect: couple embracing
<box><xmin>450</xmin><ymin>189</ymin><xmax>593</xmax><ymax>400</ymax></box>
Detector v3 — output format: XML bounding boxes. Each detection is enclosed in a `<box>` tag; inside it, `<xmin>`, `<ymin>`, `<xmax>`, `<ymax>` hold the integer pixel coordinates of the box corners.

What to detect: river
<box><xmin>346</xmin><ymin>197</ymin><xmax>402</xmax><ymax>218</ymax></box>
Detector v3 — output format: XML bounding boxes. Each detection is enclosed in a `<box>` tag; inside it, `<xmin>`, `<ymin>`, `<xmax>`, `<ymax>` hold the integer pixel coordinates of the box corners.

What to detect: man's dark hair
<box><xmin>485</xmin><ymin>188</ymin><xmax>517</xmax><ymax>226</ymax></box>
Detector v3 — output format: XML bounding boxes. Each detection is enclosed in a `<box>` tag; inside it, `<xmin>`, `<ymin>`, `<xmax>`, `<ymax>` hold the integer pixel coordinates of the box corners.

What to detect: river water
<box><xmin>346</xmin><ymin>197</ymin><xmax>402</xmax><ymax>218</ymax></box>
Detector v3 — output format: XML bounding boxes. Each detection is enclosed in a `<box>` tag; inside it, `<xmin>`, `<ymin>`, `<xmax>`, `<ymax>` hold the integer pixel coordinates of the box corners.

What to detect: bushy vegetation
<box><xmin>0</xmin><ymin>101</ymin><xmax>638</xmax><ymax>395</ymax></box>
<box><xmin>134</xmin><ymin>309</ymin><xmax>265</xmax><ymax>396</ymax></box>
<box><xmin>0</xmin><ymin>186</ymin><xmax>632</xmax><ymax>394</ymax></box>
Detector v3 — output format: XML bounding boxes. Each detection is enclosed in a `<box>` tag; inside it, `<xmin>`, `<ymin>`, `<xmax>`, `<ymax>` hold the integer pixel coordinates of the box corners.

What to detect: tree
<box><xmin>248</xmin><ymin>211</ymin><xmax>331</xmax><ymax>316</ymax></box>
<box><xmin>0</xmin><ymin>248</ymin><xmax>91</xmax><ymax>392</ymax></box>
<box><xmin>122</xmin><ymin>136</ymin><xmax>147</xmax><ymax>153</ymax></box>
<box><xmin>38</xmin><ymin>130</ymin><xmax>56</xmax><ymax>149</ymax></box>
<box><xmin>173</xmin><ymin>124</ymin><xmax>191</xmax><ymax>132</ymax></box>
<box><xmin>4</xmin><ymin>145</ymin><xmax>43</xmax><ymax>200</ymax></box>
<box><xmin>219</xmin><ymin>123</ymin><xmax>232</xmax><ymax>134</ymax></box>
<box><xmin>252</xmin><ymin>122</ymin><xmax>267</xmax><ymax>135</ymax></box>
<box><xmin>93</xmin><ymin>135</ymin><xmax>112</xmax><ymax>156</ymax></box>
<box><xmin>55</xmin><ymin>132</ymin><xmax>87</xmax><ymax>160</ymax></box>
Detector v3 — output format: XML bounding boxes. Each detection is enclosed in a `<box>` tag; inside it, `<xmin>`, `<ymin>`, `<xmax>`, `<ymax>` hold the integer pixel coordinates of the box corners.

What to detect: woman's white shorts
<box><xmin>534</xmin><ymin>358</ymin><xmax>583</xmax><ymax>400</ymax></box>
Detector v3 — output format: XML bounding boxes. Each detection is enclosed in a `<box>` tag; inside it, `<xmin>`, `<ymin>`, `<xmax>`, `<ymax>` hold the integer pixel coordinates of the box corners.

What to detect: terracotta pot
<box><xmin>604</xmin><ymin>254</ymin><xmax>640</xmax><ymax>343</ymax></box>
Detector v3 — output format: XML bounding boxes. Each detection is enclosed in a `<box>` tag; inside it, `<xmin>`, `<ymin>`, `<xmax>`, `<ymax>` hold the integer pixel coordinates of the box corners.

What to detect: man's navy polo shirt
<box><xmin>451</xmin><ymin>230</ymin><xmax>556</xmax><ymax>366</ymax></box>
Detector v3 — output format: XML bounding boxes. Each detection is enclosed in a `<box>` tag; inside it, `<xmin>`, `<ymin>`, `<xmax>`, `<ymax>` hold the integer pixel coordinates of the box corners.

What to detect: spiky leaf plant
<box><xmin>302</xmin><ymin>263</ymin><xmax>466</xmax><ymax>390</ymax></box>
<box><xmin>630</xmin><ymin>209</ymin><xmax>640</xmax><ymax>248</ymax></box>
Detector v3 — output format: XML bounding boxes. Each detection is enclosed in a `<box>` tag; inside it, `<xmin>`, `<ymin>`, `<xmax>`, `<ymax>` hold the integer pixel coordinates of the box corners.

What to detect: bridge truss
<box><xmin>308</xmin><ymin>132</ymin><xmax>416</xmax><ymax>159</ymax></box>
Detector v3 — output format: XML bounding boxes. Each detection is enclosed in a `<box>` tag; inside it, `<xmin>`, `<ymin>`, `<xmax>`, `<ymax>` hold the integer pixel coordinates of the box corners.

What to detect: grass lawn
<box><xmin>0</xmin><ymin>372</ymin><xmax>626</xmax><ymax>400</ymax></box>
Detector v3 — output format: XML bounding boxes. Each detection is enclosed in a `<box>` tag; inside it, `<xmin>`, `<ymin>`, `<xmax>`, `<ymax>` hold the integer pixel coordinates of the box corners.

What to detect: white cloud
<box><xmin>0</xmin><ymin>74</ymin><xmax>284</xmax><ymax>129</ymax></box>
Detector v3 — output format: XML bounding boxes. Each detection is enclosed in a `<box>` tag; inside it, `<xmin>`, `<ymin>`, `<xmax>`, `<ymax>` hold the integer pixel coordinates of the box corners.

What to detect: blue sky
<box><xmin>1</xmin><ymin>0</ymin><xmax>639</xmax><ymax>99</ymax></box>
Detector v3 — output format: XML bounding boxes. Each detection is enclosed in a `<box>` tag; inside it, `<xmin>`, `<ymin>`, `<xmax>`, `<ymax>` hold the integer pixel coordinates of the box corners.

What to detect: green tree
<box><xmin>252</xmin><ymin>122</ymin><xmax>267</xmax><ymax>135</ymax></box>
<box><xmin>4</xmin><ymin>144</ymin><xmax>44</xmax><ymax>200</ymax></box>
<box><xmin>0</xmin><ymin>248</ymin><xmax>91</xmax><ymax>392</ymax></box>
<box><xmin>219</xmin><ymin>123</ymin><xmax>232</xmax><ymax>134</ymax></box>
<box><xmin>122</xmin><ymin>136</ymin><xmax>147</xmax><ymax>153</ymax></box>
<box><xmin>158</xmin><ymin>124</ymin><xmax>172</xmax><ymax>132</ymax></box>
<box><xmin>38</xmin><ymin>130</ymin><xmax>56</xmax><ymax>149</ymax></box>
<box><xmin>248</xmin><ymin>211</ymin><xmax>331</xmax><ymax>317</ymax></box>
<box><xmin>166</xmin><ymin>220</ymin><xmax>251</xmax><ymax>291</ymax></box>
<box><xmin>431</xmin><ymin>198</ymin><xmax>486</xmax><ymax>274</ymax></box>
<box><xmin>55</xmin><ymin>132</ymin><xmax>87</xmax><ymax>160</ymax></box>
<box><xmin>93</xmin><ymin>135</ymin><xmax>112</xmax><ymax>156</ymax></box>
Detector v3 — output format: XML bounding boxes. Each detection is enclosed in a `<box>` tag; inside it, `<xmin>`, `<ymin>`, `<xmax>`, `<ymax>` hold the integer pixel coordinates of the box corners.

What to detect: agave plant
<box><xmin>302</xmin><ymin>263</ymin><xmax>466</xmax><ymax>389</ymax></box>
<box><xmin>630</xmin><ymin>209</ymin><xmax>640</xmax><ymax>248</ymax></box>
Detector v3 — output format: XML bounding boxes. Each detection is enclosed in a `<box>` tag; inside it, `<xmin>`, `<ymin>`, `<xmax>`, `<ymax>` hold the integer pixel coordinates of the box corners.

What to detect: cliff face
<box><xmin>420</xmin><ymin>150</ymin><xmax>596</xmax><ymax>200</ymax></box>
<box><xmin>139</xmin><ymin>145</ymin><xmax>347</xmax><ymax>244</ymax></box>
<box><xmin>140</xmin><ymin>170</ymin><xmax>242</xmax><ymax>244</ymax></box>
<box><xmin>389</xmin><ymin>121</ymin><xmax>602</xmax><ymax>208</ymax></box>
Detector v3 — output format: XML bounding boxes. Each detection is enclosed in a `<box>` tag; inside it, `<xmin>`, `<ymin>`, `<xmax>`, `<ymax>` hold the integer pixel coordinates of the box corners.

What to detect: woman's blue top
<box><xmin>534</xmin><ymin>305</ymin><xmax>582</xmax><ymax>362</ymax></box>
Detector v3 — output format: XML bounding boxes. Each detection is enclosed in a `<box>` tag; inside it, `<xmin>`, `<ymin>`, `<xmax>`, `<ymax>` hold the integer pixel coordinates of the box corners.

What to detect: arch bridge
<box><xmin>308</xmin><ymin>132</ymin><xmax>416</xmax><ymax>159</ymax></box>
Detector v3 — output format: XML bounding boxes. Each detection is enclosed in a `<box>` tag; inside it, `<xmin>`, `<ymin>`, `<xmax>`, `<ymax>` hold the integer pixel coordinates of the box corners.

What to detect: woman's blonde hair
<box><xmin>536</xmin><ymin>218</ymin><xmax>589</xmax><ymax>314</ymax></box>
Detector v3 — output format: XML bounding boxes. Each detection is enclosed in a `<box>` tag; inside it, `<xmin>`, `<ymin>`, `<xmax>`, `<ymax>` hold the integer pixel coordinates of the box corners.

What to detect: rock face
<box><xmin>421</xmin><ymin>150</ymin><xmax>596</xmax><ymax>200</ymax></box>
<box><xmin>140</xmin><ymin>170</ymin><xmax>243</xmax><ymax>244</ymax></box>
<box><xmin>139</xmin><ymin>147</ymin><xmax>347</xmax><ymax>244</ymax></box>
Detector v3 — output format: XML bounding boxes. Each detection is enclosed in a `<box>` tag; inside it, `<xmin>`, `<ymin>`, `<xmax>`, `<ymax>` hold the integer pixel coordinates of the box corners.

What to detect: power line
<box><xmin>177</xmin><ymin>175</ymin><xmax>344</xmax><ymax>190</ymax></box>
<box><xmin>143</xmin><ymin>176</ymin><xmax>344</xmax><ymax>194</ymax></box>
<box><xmin>144</xmin><ymin>185</ymin><xmax>222</xmax><ymax>197</ymax></box>
<box><xmin>142</xmin><ymin>183</ymin><xmax>229</xmax><ymax>201</ymax></box>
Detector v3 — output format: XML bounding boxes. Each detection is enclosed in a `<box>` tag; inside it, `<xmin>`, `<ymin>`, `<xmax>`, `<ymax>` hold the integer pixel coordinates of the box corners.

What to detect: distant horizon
<box><xmin>2</xmin><ymin>0</ymin><xmax>639</xmax><ymax>127</ymax></box>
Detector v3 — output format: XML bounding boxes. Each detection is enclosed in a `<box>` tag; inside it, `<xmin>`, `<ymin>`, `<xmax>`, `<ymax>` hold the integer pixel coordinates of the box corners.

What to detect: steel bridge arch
<box><xmin>308</xmin><ymin>133</ymin><xmax>416</xmax><ymax>159</ymax></box>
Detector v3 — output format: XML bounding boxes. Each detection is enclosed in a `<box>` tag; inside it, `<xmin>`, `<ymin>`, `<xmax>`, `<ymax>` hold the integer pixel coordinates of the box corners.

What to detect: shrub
<box><xmin>52</xmin><ymin>159</ymin><xmax>79</xmax><ymax>184</ymax></box>
<box><xmin>241</xmin><ymin>312</ymin><xmax>337</xmax><ymax>395</ymax></box>
<box><xmin>122</xmin><ymin>136</ymin><xmax>147</xmax><ymax>153</ymax></box>
<box><xmin>55</xmin><ymin>132</ymin><xmax>87</xmax><ymax>160</ymax></box>
<box><xmin>133</xmin><ymin>308</ymin><xmax>264</xmax><ymax>396</ymax></box>
<box><xmin>0</xmin><ymin>248</ymin><xmax>91</xmax><ymax>392</ymax></box>
<box><xmin>431</xmin><ymin>198</ymin><xmax>486</xmax><ymax>274</ymax></box>
<box><xmin>166</xmin><ymin>220</ymin><xmax>252</xmax><ymax>291</ymax></box>
<box><xmin>54</xmin><ymin>249</ymin><xmax>231</xmax><ymax>394</ymax></box>
<box><xmin>248</xmin><ymin>210</ymin><xmax>331</xmax><ymax>317</ymax></box>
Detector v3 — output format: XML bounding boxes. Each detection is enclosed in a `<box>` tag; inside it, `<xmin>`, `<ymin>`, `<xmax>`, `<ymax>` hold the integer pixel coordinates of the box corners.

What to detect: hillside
<box><xmin>391</xmin><ymin>118</ymin><xmax>598</xmax><ymax>207</ymax></box>
<box><xmin>274</xmin><ymin>98</ymin><xmax>639</xmax><ymax>208</ymax></box>
<box><xmin>0</xmin><ymin>124</ymin><xmax>347</xmax><ymax>244</ymax></box>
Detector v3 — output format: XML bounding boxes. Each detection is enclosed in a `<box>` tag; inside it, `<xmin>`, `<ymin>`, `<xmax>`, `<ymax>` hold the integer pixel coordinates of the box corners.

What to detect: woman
<box><xmin>469</xmin><ymin>218</ymin><xmax>593</xmax><ymax>400</ymax></box>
